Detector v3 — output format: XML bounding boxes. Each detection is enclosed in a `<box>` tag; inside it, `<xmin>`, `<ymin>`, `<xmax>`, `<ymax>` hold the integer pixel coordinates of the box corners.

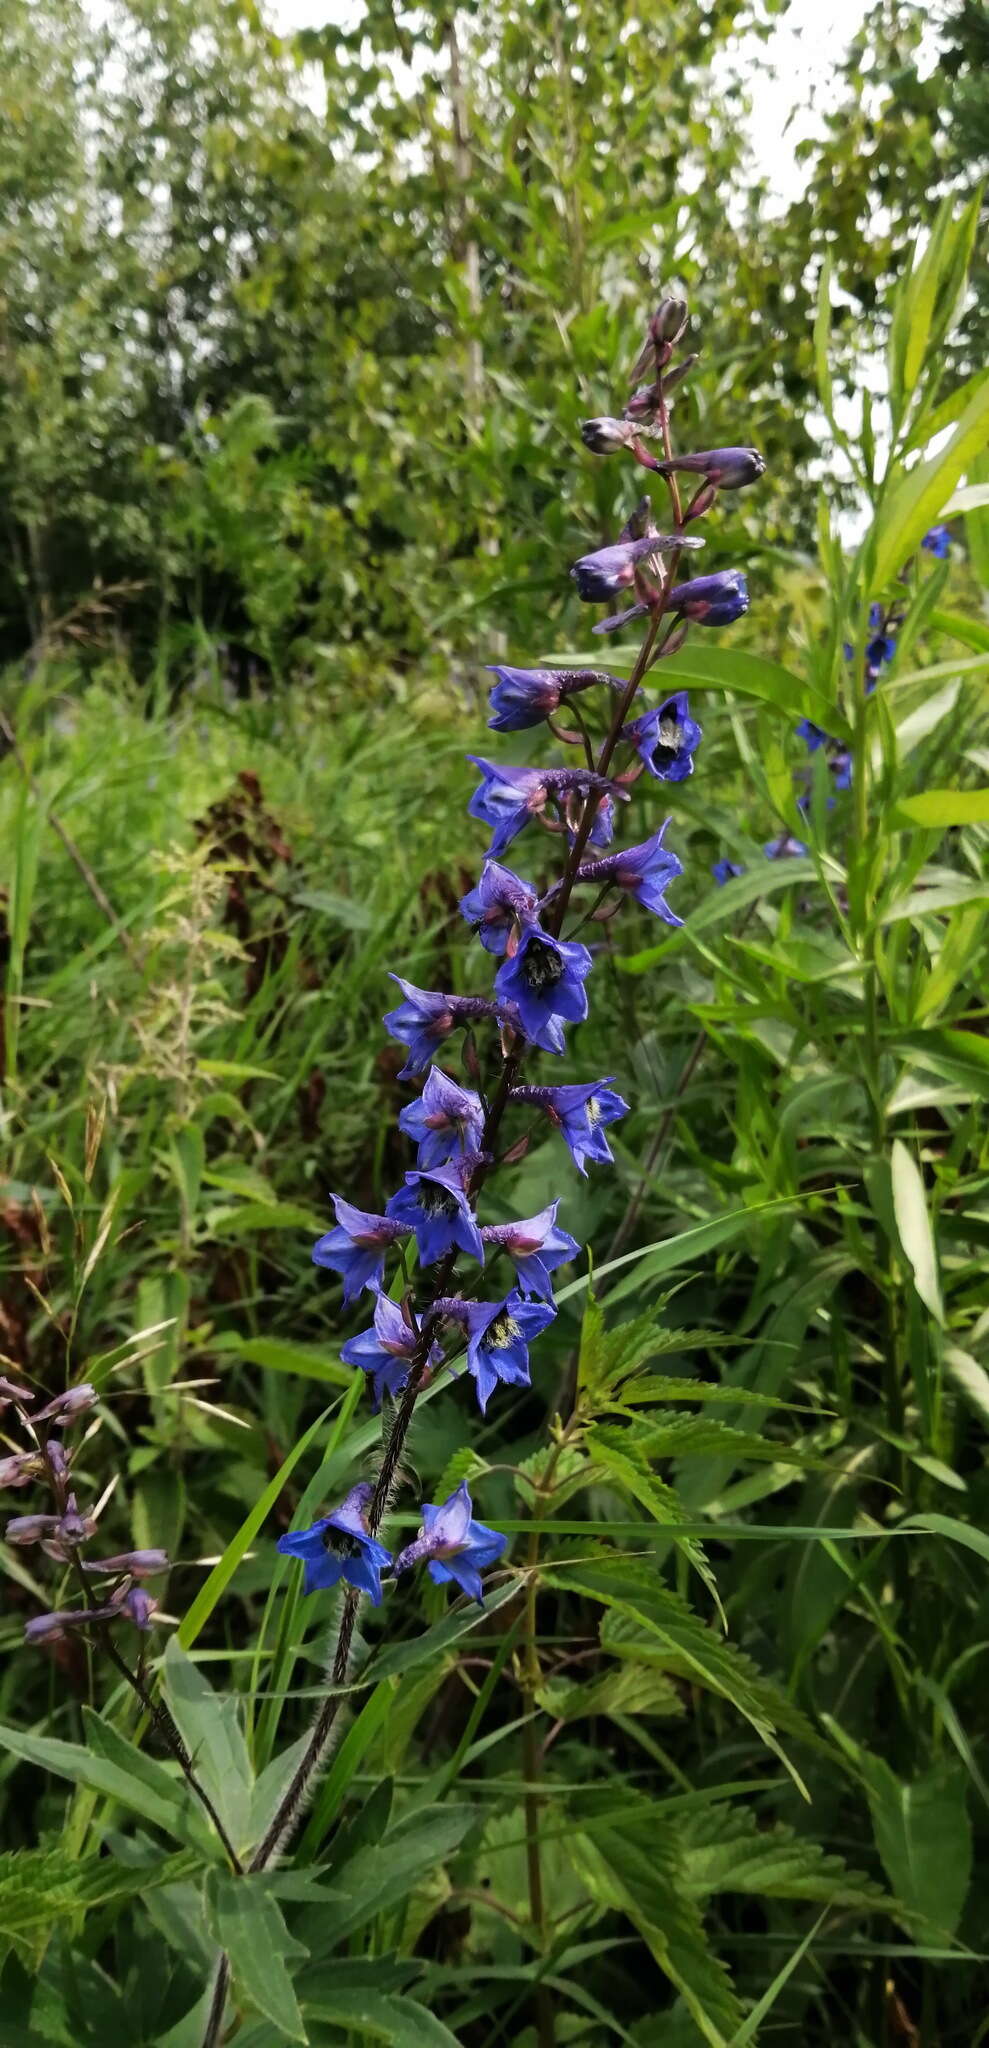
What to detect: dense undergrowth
<box><xmin>2</xmin><ymin>194</ymin><xmax>989</xmax><ymax>2048</ymax></box>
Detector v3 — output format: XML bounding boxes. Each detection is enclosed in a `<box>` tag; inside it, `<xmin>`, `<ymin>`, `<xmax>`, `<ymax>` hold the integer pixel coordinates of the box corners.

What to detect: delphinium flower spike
<box><xmin>238</xmin><ymin>284</ymin><xmax>769</xmax><ymax>1977</ymax></box>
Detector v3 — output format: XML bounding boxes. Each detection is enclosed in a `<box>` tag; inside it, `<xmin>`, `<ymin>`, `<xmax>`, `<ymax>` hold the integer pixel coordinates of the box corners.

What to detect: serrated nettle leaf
<box><xmin>205</xmin><ymin>1870</ymin><xmax>308</xmax><ymax>2042</ymax></box>
<box><xmin>677</xmin><ymin>1802</ymin><xmax>887</xmax><ymax>1908</ymax></box>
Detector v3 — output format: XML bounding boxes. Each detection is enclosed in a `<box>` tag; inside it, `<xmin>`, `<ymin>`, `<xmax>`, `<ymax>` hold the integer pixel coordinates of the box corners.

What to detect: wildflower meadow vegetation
<box><xmin>2</xmin><ymin>4</ymin><xmax>989</xmax><ymax>2045</ymax></box>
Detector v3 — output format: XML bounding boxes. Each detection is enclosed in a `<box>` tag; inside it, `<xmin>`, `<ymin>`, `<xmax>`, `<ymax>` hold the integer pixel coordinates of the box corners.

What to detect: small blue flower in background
<box><xmin>576</xmin><ymin>823</ymin><xmax>684</xmax><ymax>925</ymax></box>
<box><xmin>386</xmin><ymin>1161</ymin><xmax>486</xmax><ymax>1266</ymax></box>
<box><xmin>312</xmin><ymin>1195</ymin><xmax>410</xmax><ymax>1303</ymax></box>
<box><xmin>463</xmin><ymin>1291</ymin><xmax>557</xmax><ymax>1412</ymax></box>
<box><xmin>398</xmin><ymin>1066</ymin><xmax>485</xmax><ymax>1168</ymax></box>
<box><xmin>712</xmin><ymin>859</ymin><xmax>746</xmax><ymax>885</ymax></box>
<box><xmin>763</xmin><ymin>834</ymin><xmax>808</xmax><ymax>859</ymax></box>
<box><xmin>394</xmin><ymin>1481</ymin><xmax>507</xmax><ymax>1603</ymax></box>
<box><xmin>494</xmin><ymin>924</ymin><xmax>592</xmax><ymax>1053</ymax></box>
<box><xmin>481</xmin><ymin>1200</ymin><xmax>581</xmax><ymax>1299</ymax></box>
<box><xmin>383</xmin><ymin>976</ymin><xmax>498</xmax><ymax>1078</ymax></box>
<box><xmin>922</xmin><ymin>525</ymin><xmax>950</xmax><ymax>558</ymax></box>
<box><xmin>340</xmin><ymin>1292</ymin><xmax>441</xmax><ymax>1406</ymax></box>
<box><xmin>668</xmin><ymin>570</ymin><xmax>748</xmax><ymax>625</ymax></box>
<box><xmin>277</xmin><ymin>1482</ymin><xmax>393</xmax><ymax>1604</ymax></box>
<box><xmin>796</xmin><ymin>717</ymin><xmax>832</xmax><ymax>753</ymax></box>
<box><xmin>621</xmin><ymin>691</ymin><xmax>702</xmax><ymax>781</ymax></box>
<box><xmin>830</xmin><ymin>750</ymin><xmax>853</xmax><ymax>791</ymax></box>
<box><xmin>459</xmin><ymin>859</ymin><xmax>538</xmax><ymax>954</ymax></box>
<box><xmin>510</xmin><ymin>1079</ymin><xmax>629</xmax><ymax>1173</ymax></box>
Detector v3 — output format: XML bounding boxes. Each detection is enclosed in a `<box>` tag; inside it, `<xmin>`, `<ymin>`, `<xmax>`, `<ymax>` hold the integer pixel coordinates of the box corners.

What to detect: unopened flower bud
<box><xmin>83</xmin><ymin>1548</ymin><xmax>170</xmax><ymax>1578</ymax></box>
<box><xmin>668</xmin><ymin>571</ymin><xmax>749</xmax><ymax>626</ymax></box>
<box><xmin>654</xmin><ymin>447</ymin><xmax>765</xmax><ymax>491</ymax></box>
<box><xmin>651</xmin><ymin>297</ymin><xmax>689</xmax><ymax>345</ymax></box>
<box><xmin>624</xmin><ymin>384</ymin><xmax>661</xmax><ymax>423</ymax></box>
<box><xmin>0</xmin><ymin>1453</ymin><xmax>41</xmax><ymax>1490</ymax></box>
<box><xmin>35</xmin><ymin>1385</ymin><xmax>97</xmax><ymax>1426</ymax></box>
<box><xmin>118</xmin><ymin>1586</ymin><xmax>158</xmax><ymax>1629</ymax></box>
<box><xmin>5</xmin><ymin>1513</ymin><xmax>61</xmax><ymax>1546</ymax></box>
<box><xmin>0</xmin><ymin>1375</ymin><xmax>34</xmax><ymax>1411</ymax></box>
<box><xmin>580</xmin><ymin>417</ymin><xmax>636</xmax><ymax>455</ymax></box>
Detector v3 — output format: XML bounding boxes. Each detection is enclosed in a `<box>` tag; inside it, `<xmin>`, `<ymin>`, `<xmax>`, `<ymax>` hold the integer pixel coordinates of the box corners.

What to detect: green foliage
<box><xmin>1</xmin><ymin>20</ymin><xmax>989</xmax><ymax>2046</ymax></box>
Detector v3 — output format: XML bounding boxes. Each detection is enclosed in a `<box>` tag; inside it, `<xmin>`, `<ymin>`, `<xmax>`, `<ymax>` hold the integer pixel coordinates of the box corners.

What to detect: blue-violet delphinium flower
<box><xmin>277</xmin><ymin>1482</ymin><xmax>393</xmax><ymax>1604</ymax></box>
<box><xmin>398</xmin><ymin>1066</ymin><xmax>486</xmax><ymax>1167</ymax></box>
<box><xmin>481</xmin><ymin>1201</ymin><xmax>581</xmax><ymax>1299</ymax></box>
<box><xmin>509</xmin><ymin>1080</ymin><xmax>629</xmax><ymax>1174</ymax></box>
<box><xmin>383</xmin><ymin>976</ymin><xmax>498</xmax><ymax>1078</ymax></box>
<box><xmin>570</xmin><ymin>532</ymin><xmax>697</xmax><ymax>602</ymax></box>
<box><xmin>621</xmin><ymin>690</ymin><xmax>702</xmax><ymax>781</ymax></box>
<box><xmin>575</xmin><ymin>822</ymin><xmax>684</xmax><ymax>924</ymax></box>
<box><xmin>764</xmin><ymin>834</ymin><xmax>808</xmax><ymax>859</ymax></box>
<box><xmin>922</xmin><ymin>524</ymin><xmax>950</xmax><ymax>558</ymax></box>
<box><xmin>312</xmin><ymin>1195</ymin><xmax>409</xmax><ymax>1303</ymax></box>
<box><xmin>486</xmin><ymin>664</ymin><xmax>616</xmax><ymax>732</ymax></box>
<box><xmin>386</xmin><ymin>1160</ymin><xmax>486</xmax><ymax>1266</ymax></box>
<box><xmin>712</xmin><ymin>858</ymin><xmax>746</xmax><ymax>885</ymax></box>
<box><xmin>394</xmin><ymin>1481</ymin><xmax>507</xmax><ymax>1603</ymax></box>
<box><xmin>494</xmin><ymin>924</ymin><xmax>592</xmax><ymax>1053</ymax></box>
<box><xmin>340</xmin><ymin>1292</ymin><xmax>442</xmax><ymax>1406</ymax></box>
<box><xmin>463</xmin><ymin>1291</ymin><xmax>557</xmax><ymax>1413</ymax></box>
<box><xmin>459</xmin><ymin>859</ymin><xmax>538</xmax><ymax>954</ymax></box>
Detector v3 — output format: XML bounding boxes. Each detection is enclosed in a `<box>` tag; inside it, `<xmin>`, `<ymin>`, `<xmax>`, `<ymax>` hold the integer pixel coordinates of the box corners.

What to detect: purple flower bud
<box><xmin>35</xmin><ymin>1385</ymin><xmax>97</xmax><ymax>1426</ymax></box>
<box><xmin>571</xmin><ymin>534</ymin><xmax>701</xmax><ymax>603</ymax></box>
<box><xmin>386</xmin><ymin>1160</ymin><xmax>485</xmax><ymax>1268</ymax></box>
<box><xmin>651</xmin><ymin>297</ymin><xmax>689</xmax><ymax>345</ymax></box>
<box><xmin>668</xmin><ymin>570</ymin><xmax>748</xmax><ymax>626</ymax></box>
<box><xmin>45</xmin><ymin>1441</ymin><xmax>69</xmax><ymax>1483</ymax></box>
<box><xmin>394</xmin><ymin>1480</ymin><xmax>506</xmax><ymax>1603</ymax></box>
<box><xmin>460</xmin><ymin>859</ymin><xmax>538</xmax><ymax>955</ymax></box>
<box><xmin>312</xmin><ymin>1196</ymin><xmax>410</xmax><ymax>1304</ymax></box>
<box><xmin>114</xmin><ymin>1585</ymin><xmax>158</xmax><ymax>1629</ymax></box>
<box><xmin>580</xmin><ymin>417</ymin><xmax>637</xmax><ymax>456</ymax></box>
<box><xmin>0</xmin><ymin>1375</ymin><xmax>34</xmax><ymax>1411</ymax></box>
<box><xmin>656</xmin><ymin>447</ymin><xmax>765</xmax><ymax>490</ymax></box>
<box><xmin>621</xmin><ymin>691</ymin><xmax>703</xmax><ymax>783</ymax></box>
<box><xmin>5</xmin><ymin>1513</ymin><xmax>61</xmax><ymax>1546</ymax></box>
<box><xmin>0</xmin><ymin>1453</ymin><xmax>41</xmax><ymax>1490</ymax></box>
<box><xmin>45</xmin><ymin>1495</ymin><xmax>96</xmax><ymax>1555</ymax></box>
<box><xmin>398</xmin><ymin>1066</ymin><xmax>485</xmax><ymax>1168</ymax></box>
<box><xmin>83</xmin><ymin>1549</ymin><xmax>170</xmax><ymax>1578</ymax></box>
<box><xmin>25</xmin><ymin>1608</ymin><xmax>87</xmax><ymax>1644</ymax></box>
<box><xmin>486</xmin><ymin>663</ymin><xmax>619</xmax><ymax>733</ymax></box>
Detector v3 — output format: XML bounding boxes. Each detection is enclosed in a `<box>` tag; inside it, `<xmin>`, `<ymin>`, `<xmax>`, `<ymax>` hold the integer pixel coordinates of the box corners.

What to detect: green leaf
<box><xmin>205</xmin><ymin>1870</ymin><xmax>308</xmax><ymax>2042</ymax></box>
<box><xmin>209</xmin><ymin>1334</ymin><xmax>352</xmax><ymax>1385</ymax></box>
<box><xmin>928</xmin><ymin>606</ymin><xmax>989</xmax><ymax>653</ymax></box>
<box><xmin>617</xmin><ymin>861</ymin><xmax>824</xmax><ymax>971</ymax></box>
<box><xmin>890</xmin><ymin>1139</ymin><xmax>943</xmax><ymax>1323</ymax></box>
<box><xmin>303</xmin><ymin>1985</ymin><xmax>461</xmax><ymax>2045</ymax></box>
<box><xmin>899</xmin><ymin>1512</ymin><xmax>989</xmax><ymax>1569</ymax></box>
<box><xmin>179</xmin><ymin>1403</ymin><xmax>331</xmax><ymax>1648</ymax></box>
<box><xmin>641</xmin><ymin>642</ymin><xmax>850</xmax><ymax>738</ymax></box>
<box><xmin>678</xmin><ymin>1803</ymin><xmax>886</xmax><ymax>1908</ymax></box>
<box><xmin>0</xmin><ymin>1715</ymin><xmax>197</xmax><ymax>1845</ymax></box>
<box><xmin>554</xmin><ymin>1200</ymin><xmax>799</xmax><ymax>1310</ymax></box>
<box><xmin>0</xmin><ymin>1846</ymin><xmax>200</xmax><ymax>1966</ymax></box>
<box><xmin>162</xmin><ymin>1638</ymin><xmax>254</xmax><ymax>1850</ymax></box>
<box><xmin>890</xmin><ymin>787</ymin><xmax>989</xmax><ymax>829</ymax></box>
<box><xmin>566</xmin><ymin>1799</ymin><xmax>741</xmax><ymax>2047</ymax></box>
<box><xmin>824</xmin><ymin>1727</ymin><xmax>972</xmax><ymax>1935</ymax></box>
<box><xmin>875</xmin><ymin>374</ymin><xmax>989</xmax><ymax>589</ymax></box>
